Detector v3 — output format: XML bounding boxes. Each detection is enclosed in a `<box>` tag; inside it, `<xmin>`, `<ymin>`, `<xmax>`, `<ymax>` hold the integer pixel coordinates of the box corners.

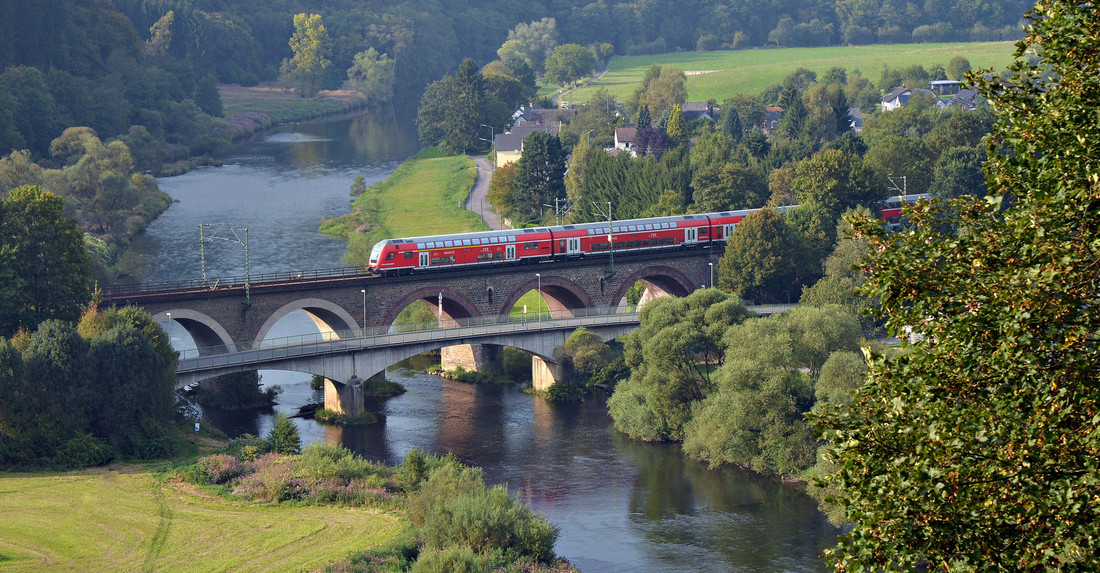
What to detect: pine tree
<box><xmin>637</xmin><ymin>105</ymin><xmax>651</xmax><ymax>128</ymax></box>
<box><xmin>267</xmin><ymin>413</ymin><xmax>300</xmax><ymax>454</ymax></box>
<box><xmin>721</xmin><ymin>106</ymin><xmax>742</xmax><ymax>143</ymax></box>
<box><xmin>665</xmin><ymin>104</ymin><xmax>686</xmax><ymax>147</ymax></box>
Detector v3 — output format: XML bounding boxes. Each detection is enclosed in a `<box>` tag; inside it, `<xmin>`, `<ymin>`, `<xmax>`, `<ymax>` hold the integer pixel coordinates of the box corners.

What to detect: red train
<box><xmin>367</xmin><ymin>195</ymin><xmax>928</xmax><ymax>273</ymax></box>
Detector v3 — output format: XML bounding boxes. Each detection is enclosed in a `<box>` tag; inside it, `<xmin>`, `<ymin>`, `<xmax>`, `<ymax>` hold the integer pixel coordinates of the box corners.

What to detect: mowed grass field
<box><xmin>321</xmin><ymin>148</ymin><xmax>487</xmax><ymax>265</ymax></box>
<box><xmin>564</xmin><ymin>41</ymin><xmax>1017</xmax><ymax>103</ymax></box>
<box><xmin>0</xmin><ymin>466</ymin><xmax>403</xmax><ymax>572</ymax></box>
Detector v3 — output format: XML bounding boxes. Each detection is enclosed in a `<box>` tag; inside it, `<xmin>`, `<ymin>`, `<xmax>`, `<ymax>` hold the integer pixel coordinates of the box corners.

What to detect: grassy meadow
<box><xmin>219</xmin><ymin>85</ymin><xmax>367</xmax><ymax>123</ymax></box>
<box><xmin>0</xmin><ymin>466</ymin><xmax>403</xmax><ymax>571</ymax></box>
<box><xmin>563</xmin><ymin>41</ymin><xmax>1017</xmax><ymax>103</ymax></box>
<box><xmin>320</xmin><ymin>148</ymin><xmax>487</xmax><ymax>267</ymax></box>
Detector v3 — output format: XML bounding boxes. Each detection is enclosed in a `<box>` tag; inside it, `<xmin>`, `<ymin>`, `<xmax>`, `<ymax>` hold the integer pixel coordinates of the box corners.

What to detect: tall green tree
<box><xmin>512</xmin><ymin>131</ymin><xmax>565</xmax><ymax>223</ymax></box>
<box><xmin>0</xmin><ymin>185</ymin><xmax>90</xmax><ymax>336</ymax></box>
<box><xmin>347</xmin><ymin>48</ymin><xmax>395</xmax><ymax>107</ymax></box>
<box><xmin>717</xmin><ymin>208</ymin><xmax>803</xmax><ymax>302</ymax></box>
<box><xmin>813</xmin><ymin>1</ymin><xmax>1100</xmax><ymax>568</ymax></box>
<box><xmin>608</xmin><ymin>289</ymin><xmax>750</xmax><ymax>442</ymax></box>
<box><xmin>543</xmin><ymin>43</ymin><xmax>594</xmax><ymax>87</ymax></box>
<box><xmin>665</xmin><ymin>104</ymin><xmax>687</xmax><ymax>147</ymax></box>
<box><xmin>279</xmin><ymin>13</ymin><xmax>331</xmax><ymax>97</ymax></box>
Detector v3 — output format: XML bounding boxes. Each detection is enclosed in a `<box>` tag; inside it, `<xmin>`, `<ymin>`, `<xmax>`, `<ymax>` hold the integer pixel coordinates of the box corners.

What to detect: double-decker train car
<box><xmin>366</xmin><ymin>195</ymin><xmax>928</xmax><ymax>274</ymax></box>
<box><xmin>880</xmin><ymin>194</ymin><xmax>929</xmax><ymax>230</ymax></box>
<box><xmin>368</xmin><ymin>227</ymin><xmax>555</xmax><ymax>271</ymax></box>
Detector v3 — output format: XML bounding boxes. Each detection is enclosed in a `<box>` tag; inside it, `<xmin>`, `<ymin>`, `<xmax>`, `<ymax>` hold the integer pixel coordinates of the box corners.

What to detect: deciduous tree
<box><xmin>813</xmin><ymin>2</ymin><xmax>1100</xmax><ymax>568</ymax></box>
<box><xmin>279</xmin><ymin>13</ymin><xmax>331</xmax><ymax>98</ymax></box>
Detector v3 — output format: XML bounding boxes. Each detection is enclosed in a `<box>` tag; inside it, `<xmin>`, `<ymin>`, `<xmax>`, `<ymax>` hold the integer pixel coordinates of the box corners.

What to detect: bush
<box><xmin>57</xmin><ymin>433</ymin><xmax>115</xmax><ymax>468</ymax></box>
<box><xmin>418</xmin><ymin>484</ymin><xmax>559</xmax><ymax>563</ymax></box>
<box><xmin>227</xmin><ymin>433</ymin><xmax>269</xmax><ymax>460</ymax></box>
<box><xmin>410</xmin><ymin>546</ymin><xmax>488</xmax><ymax>573</ymax></box>
<box><xmin>196</xmin><ymin>454</ymin><xmax>246</xmax><ymax>484</ymax></box>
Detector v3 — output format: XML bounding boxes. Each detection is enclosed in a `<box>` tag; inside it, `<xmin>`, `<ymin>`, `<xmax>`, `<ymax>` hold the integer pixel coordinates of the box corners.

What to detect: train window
<box><xmin>417</xmin><ymin>242</ymin><xmax>425</xmax><ymax>249</ymax></box>
<box><xmin>700</xmin><ymin>227</ymin><xmax>708</xmax><ymax>235</ymax></box>
<box><xmin>386</xmin><ymin>252</ymin><xmax>394</xmax><ymax>260</ymax></box>
<box><xmin>443</xmin><ymin>240</ymin><xmax>452</xmax><ymax>247</ymax></box>
<box><xmin>477</xmin><ymin>254</ymin><xmax>485</xmax><ymax>261</ymax></box>
<box><xmin>431</xmin><ymin>257</ymin><xmax>440</xmax><ymax>264</ymax></box>
<box><xmin>670</xmin><ymin>222</ymin><xmax>678</xmax><ymax>228</ymax></box>
<box><xmin>405</xmin><ymin>252</ymin><xmax>414</xmax><ymax>259</ymax></box>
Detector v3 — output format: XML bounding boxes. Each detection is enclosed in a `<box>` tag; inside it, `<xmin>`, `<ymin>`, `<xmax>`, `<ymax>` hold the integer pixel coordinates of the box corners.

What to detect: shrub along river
<box><xmin>128</xmin><ymin>110</ymin><xmax>839</xmax><ymax>572</ymax></box>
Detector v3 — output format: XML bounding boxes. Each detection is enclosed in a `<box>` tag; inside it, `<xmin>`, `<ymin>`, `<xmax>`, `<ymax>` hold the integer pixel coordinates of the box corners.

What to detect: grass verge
<box><xmin>567</xmin><ymin>41</ymin><xmax>1017</xmax><ymax>103</ymax></box>
<box><xmin>320</xmin><ymin>148</ymin><xmax>486</xmax><ymax>267</ymax></box>
<box><xmin>0</xmin><ymin>466</ymin><xmax>403</xmax><ymax>572</ymax></box>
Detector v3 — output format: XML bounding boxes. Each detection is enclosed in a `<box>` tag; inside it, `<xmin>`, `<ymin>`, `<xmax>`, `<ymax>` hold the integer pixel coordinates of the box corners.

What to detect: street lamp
<box><xmin>165</xmin><ymin>312</ymin><xmax>171</xmax><ymax>339</ymax></box>
<box><xmin>479</xmin><ymin>124</ymin><xmax>495</xmax><ymax>172</ymax></box>
<box><xmin>361</xmin><ymin>289</ymin><xmax>366</xmax><ymax>336</ymax></box>
<box><xmin>709</xmin><ymin>263</ymin><xmax>714</xmax><ymax>289</ymax></box>
<box><xmin>536</xmin><ymin>273</ymin><xmax>542</xmax><ymax>328</ymax></box>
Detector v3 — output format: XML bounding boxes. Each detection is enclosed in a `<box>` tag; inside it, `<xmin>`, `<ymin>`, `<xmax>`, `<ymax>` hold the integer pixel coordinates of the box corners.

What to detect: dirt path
<box><xmin>467</xmin><ymin>156</ymin><xmax>503</xmax><ymax>230</ymax></box>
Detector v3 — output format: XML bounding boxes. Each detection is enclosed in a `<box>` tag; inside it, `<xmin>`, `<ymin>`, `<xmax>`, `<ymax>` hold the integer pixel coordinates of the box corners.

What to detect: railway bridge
<box><xmin>101</xmin><ymin>248</ymin><xmax>719</xmax><ymax>414</ymax></box>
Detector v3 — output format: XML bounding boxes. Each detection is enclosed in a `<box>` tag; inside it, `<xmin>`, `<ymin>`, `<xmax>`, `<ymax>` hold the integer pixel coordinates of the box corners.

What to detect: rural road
<box><xmin>468</xmin><ymin>156</ymin><xmax>503</xmax><ymax>230</ymax></box>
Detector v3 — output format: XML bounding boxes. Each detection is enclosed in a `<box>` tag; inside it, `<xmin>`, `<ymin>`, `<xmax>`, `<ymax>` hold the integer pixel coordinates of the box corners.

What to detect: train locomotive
<box><xmin>367</xmin><ymin>194</ymin><xmax>928</xmax><ymax>274</ymax></box>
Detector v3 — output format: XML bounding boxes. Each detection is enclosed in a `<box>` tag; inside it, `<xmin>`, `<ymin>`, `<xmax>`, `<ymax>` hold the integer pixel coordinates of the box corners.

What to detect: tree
<box><xmin>691</xmin><ymin>162</ymin><xmax>767</xmax><ymax>212</ymax></box>
<box><xmin>502</xmin><ymin>18</ymin><xmax>558</xmax><ymax>74</ymax></box>
<box><xmin>279</xmin><ymin>13</ymin><xmax>331</xmax><ymax>97</ymax></box>
<box><xmin>347</xmin><ymin>48</ymin><xmax>395</xmax><ymax>107</ymax></box>
<box><xmin>512</xmin><ymin>131</ymin><xmax>565</xmax><ymax>223</ymax></box>
<box><xmin>267</xmin><ymin>412</ymin><xmax>301</xmax><ymax>454</ymax></box>
<box><xmin>946</xmin><ymin>55</ymin><xmax>971</xmax><ymax>80</ymax></box>
<box><xmin>543</xmin><ymin>43</ymin><xmax>594</xmax><ymax>87</ymax></box>
<box><xmin>639</xmin><ymin>67</ymin><xmax>687</xmax><ymax>116</ymax></box>
<box><xmin>0</xmin><ymin>185</ymin><xmax>90</xmax><ymax>336</ymax></box>
<box><xmin>144</xmin><ymin>10</ymin><xmax>174</xmax><ymax>56</ymax></box>
<box><xmin>682</xmin><ymin>305</ymin><xmax>859</xmax><ymax>476</ymax></box>
<box><xmin>637</xmin><ymin>105</ymin><xmax>651</xmax><ymax>129</ymax></box>
<box><xmin>608</xmin><ymin>289</ymin><xmax>751</xmax><ymax>442</ymax></box>
<box><xmin>791</xmin><ymin>149</ymin><xmax>880</xmax><ymax>225</ymax></box>
<box><xmin>716</xmin><ymin>208</ymin><xmax>802</xmax><ymax>302</ymax></box>
<box><xmin>930</xmin><ymin>145</ymin><xmax>987</xmax><ymax>200</ymax></box>
<box><xmin>721</xmin><ymin>106</ymin><xmax>742</xmax><ymax>142</ymax></box>
<box><xmin>664</xmin><ymin>104</ymin><xmax>686</xmax><ymax>147</ymax></box>
<box><xmin>812</xmin><ymin>1</ymin><xmax>1100</xmax><ymax>568</ymax></box>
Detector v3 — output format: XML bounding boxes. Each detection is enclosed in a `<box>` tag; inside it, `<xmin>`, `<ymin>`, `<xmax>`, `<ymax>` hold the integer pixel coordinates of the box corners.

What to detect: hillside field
<box><xmin>0</xmin><ymin>466</ymin><xmax>403</xmax><ymax>571</ymax></box>
<box><xmin>561</xmin><ymin>41</ymin><xmax>1017</xmax><ymax>104</ymax></box>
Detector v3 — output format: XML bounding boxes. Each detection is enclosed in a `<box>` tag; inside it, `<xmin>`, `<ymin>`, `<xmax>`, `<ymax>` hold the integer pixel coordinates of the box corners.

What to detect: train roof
<box><xmin>377</xmin><ymin>227</ymin><xmax>553</xmax><ymax>249</ymax></box>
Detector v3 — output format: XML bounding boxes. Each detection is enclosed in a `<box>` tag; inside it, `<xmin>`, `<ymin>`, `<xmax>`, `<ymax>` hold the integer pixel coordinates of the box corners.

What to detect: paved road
<box><xmin>468</xmin><ymin>156</ymin><xmax>503</xmax><ymax>230</ymax></box>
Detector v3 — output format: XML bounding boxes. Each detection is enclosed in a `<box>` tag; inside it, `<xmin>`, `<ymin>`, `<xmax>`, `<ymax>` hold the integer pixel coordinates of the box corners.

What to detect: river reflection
<box><xmin>141</xmin><ymin>111</ymin><xmax>838</xmax><ymax>571</ymax></box>
<box><xmin>241</xmin><ymin>366</ymin><xmax>838</xmax><ymax>572</ymax></box>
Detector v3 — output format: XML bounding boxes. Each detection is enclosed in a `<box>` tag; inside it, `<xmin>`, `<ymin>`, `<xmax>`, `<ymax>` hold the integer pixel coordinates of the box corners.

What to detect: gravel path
<box><xmin>467</xmin><ymin>155</ymin><xmax>503</xmax><ymax>230</ymax></box>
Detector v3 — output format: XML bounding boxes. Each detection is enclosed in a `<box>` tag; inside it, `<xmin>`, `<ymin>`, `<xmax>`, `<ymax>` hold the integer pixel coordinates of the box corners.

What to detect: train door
<box><xmin>506</xmin><ymin>244</ymin><xmax>516</xmax><ymax>260</ymax></box>
<box><xmin>419</xmin><ymin>252</ymin><xmax>429</xmax><ymax>268</ymax></box>
<box><xmin>723</xmin><ymin>223</ymin><xmax>737</xmax><ymax>240</ymax></box>
<box><xmin>567</xmin><ymin>237</ymin><xmax>581</xmax><ymax>255</ymax></box>
<box><xmin>685</xmin><ymin>227</ymin><xmax>698</xmax><ymax>244</ymax></box>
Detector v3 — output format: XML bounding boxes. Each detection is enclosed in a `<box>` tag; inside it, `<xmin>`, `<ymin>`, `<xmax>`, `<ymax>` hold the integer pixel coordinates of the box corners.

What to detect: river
<box><xmin>130</xmin><ymin>109</ymin><xmax>839</xmax><ymax>572</ymax></box>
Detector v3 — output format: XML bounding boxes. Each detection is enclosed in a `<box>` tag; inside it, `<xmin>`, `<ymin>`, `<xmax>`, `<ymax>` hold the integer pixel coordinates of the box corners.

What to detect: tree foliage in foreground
<box><xmin>811</xmin><ymin>1</ymin><xmax>1100</xmax><ymax>568</ymax></box>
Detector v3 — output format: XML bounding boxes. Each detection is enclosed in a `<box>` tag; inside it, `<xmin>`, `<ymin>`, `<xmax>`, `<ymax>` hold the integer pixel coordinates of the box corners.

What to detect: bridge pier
<box><xmin>440</xmin><ymin>344</ymin><xmax>499</xmax><ymax>374</ymax></box>
<box><xmin>323</xmin><ymin>376</ymin><xmax>365</xmax><ymax>418</ymax></box>
<box><xmin>531</xmin><ymin>356</ymin><xmax>564</xmax><ymax>391</ymax></box>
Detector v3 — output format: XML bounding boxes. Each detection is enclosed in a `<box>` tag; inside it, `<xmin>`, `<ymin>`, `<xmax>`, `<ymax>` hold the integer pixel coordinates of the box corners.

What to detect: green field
<box><xmin>563</xmin><ymin>41</ymin><xmax>1017</xmax><ymax>103</ymax></box>
<box><xmin>321</xmin><ymin>148</ymin><xmax>487</xmax><ymax>266</ymax></box>
<box><xmin>0</xmin><ymin>466</ymin><xmax>403</xmax><ymax>571</ymax></box>
<box><xmin>220</xmin><ymin>85</ymin><xmax>367</xmax><ymax>123</ymax></box>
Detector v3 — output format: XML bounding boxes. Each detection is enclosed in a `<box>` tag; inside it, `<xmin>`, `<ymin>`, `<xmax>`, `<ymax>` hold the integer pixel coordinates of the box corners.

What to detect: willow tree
<box><xmin>812</xmin><ymin>1</ymin><xmax>1100</xmax><ymax>569</ymax></box>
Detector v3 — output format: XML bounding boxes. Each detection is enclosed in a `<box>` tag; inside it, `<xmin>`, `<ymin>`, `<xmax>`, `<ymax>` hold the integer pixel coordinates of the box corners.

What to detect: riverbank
<box><xmin>320</xmin><ymin>148</ymin><xmax>486</xmax><ymax>267</ymax></box>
